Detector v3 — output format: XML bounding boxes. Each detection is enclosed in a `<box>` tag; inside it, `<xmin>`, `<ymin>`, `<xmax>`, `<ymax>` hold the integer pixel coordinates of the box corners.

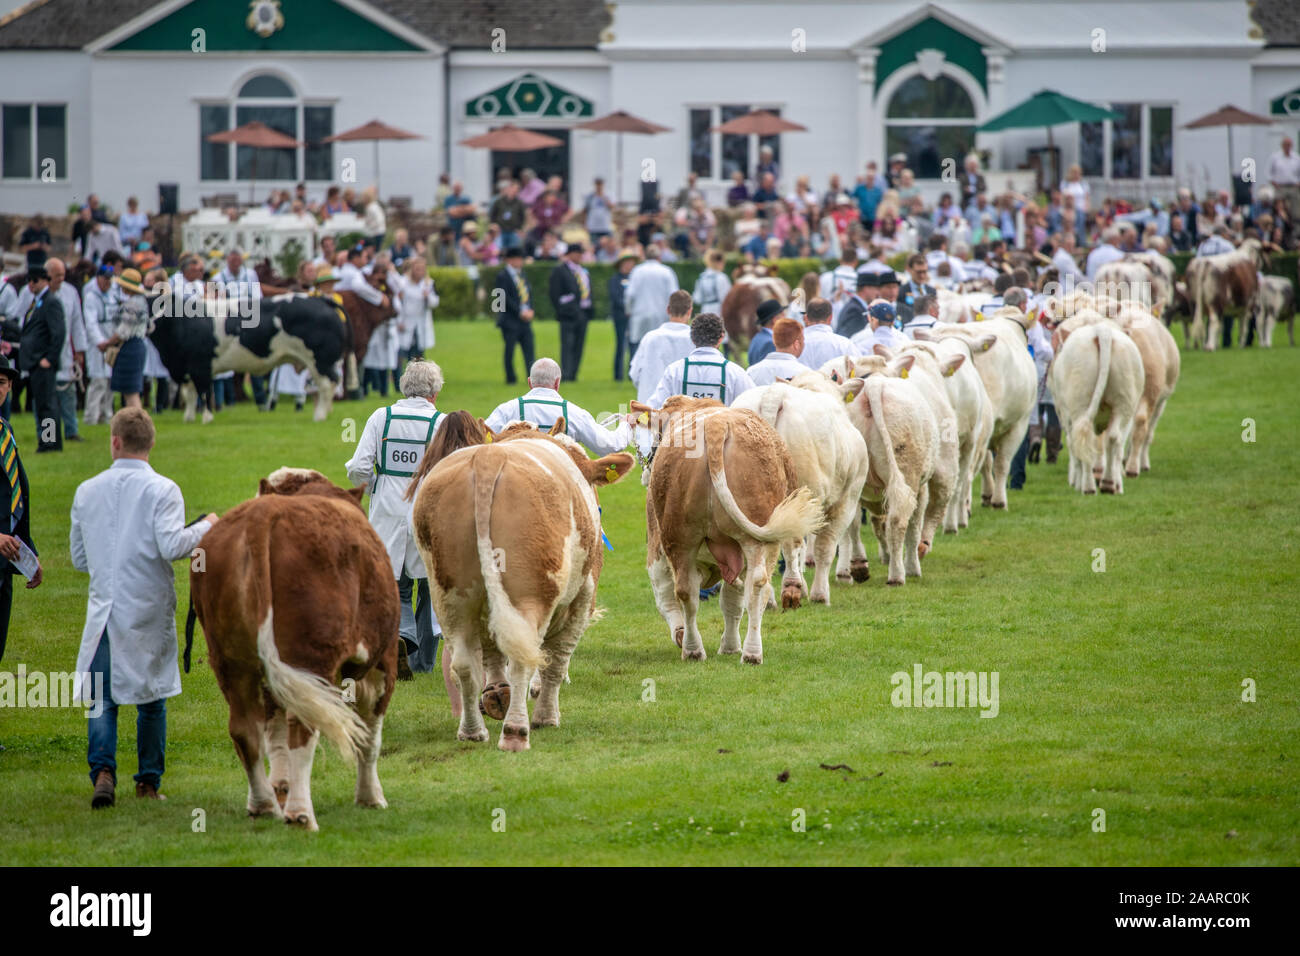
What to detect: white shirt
<box><xmin>851</xmin><ymin>324</ymin><xmax>909</xmax><ymax>354</ymax></box>
<box><xmin>364</xmin><ymin>201</ymin><xmax>387</xmax><ymax>236</ymax></box>
<box><xmin>345</xmin><ymin>397</ymin><xmax>446</xmax><ymax>578</ymax></box>
<box><xmin>1085</xmin><ymin>243</ymin><xmax>1125</xmax><ymax>279</ymax></box>
<box><xmin>798</xmin><ymin>322</ymin><xmax>856</xmax><ymax>368</ymax></box>
<box><xmin>626</xmin><ymin>260</ymin><xmax>680</xmax><ymax>344</ymax></box>
<box><xmin>338</xmin><ymin>261</ymin><xmax>384</xmax><ymax>306</ymax></box>
<box><xmin>70</xmin><ymin>459</ymin><xmax>211</xmax><ymax>705</ymax></box>
<box><xmin>647</xmin><ymin>346</ymin><xmax>756</xmax><ymax>408</ymax></box>
<box><xmin>746</xmin><ymin>350</ymin><xmax>807</xmax><ymax>386</ymax></box>
<box><xmin>819</xmin><ymin>265</ymin><xmax>859</xmax><ymax>323</ymax></box>
<box><xmin>52</xmin><ymin>283</ymin><xmax>87</xmax><ymax>383</ymax></box>
<box><xmin>391</xmin><ymin>273</ymin><xmax>438</xmax><ymax>352</ymax></box>
<box><xmin>903</xmin><ymin>313</ymin><xmax>939</xmax><ymax>339</ymax></box>
<box><xmin>215</xmin><ymin>264</ymin><xmax>262</xmax><ymax>302</ymax></box>
<box><xmin>692</xmin><ymin>268</ymin><xmax>732</xmax><ymax>314</ymax></box>
<box><xmin>629</xmin><ymin>321</ymin><xmax>693</xmax><ymax>402</ymax></box>
<box><xmin>81</xmin><ymin>279</ymin><xmax>120</xmax><ymax>380</ymax></box>
<box><xmin>485</xmin><ymin>386</ymin><xmax>631</xmax><ymax>455</ymax></box>
<box><xmin>925</xmin><ymin>249</ymin><xmax>966</xmax><ymax>284</ymax></box>
<box><xmin>363</xmin><ymin>318</ymin><xmax>398</xmax><ymax>370</ymax></box>
<box><xmin>1052</xmin><ymin>247</ymin><xmax>1085</xmax><ymax>284</ymax></box>
<box><xmin>1061</xmin><ymin>178</ymin><xmax>1091</xmax><ymax>210</ymax></box>
<box><xmin>1268</xmin><ymin>150</ymin><xmax>1300</xmax><ymax>186</ymax></box>
<box><xmin>85</xmin><ymin>224</ymin><xmax>123</xmax><ymax>263</ymax></box>
<box><xmin>1196</xmin><ymin>235</ymin><xmax>1235</xmax><ymax>257</ymax></box>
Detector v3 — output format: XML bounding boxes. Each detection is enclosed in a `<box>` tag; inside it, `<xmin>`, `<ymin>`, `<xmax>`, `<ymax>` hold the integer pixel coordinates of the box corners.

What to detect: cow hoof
<box><xmin>528</xmin><ymin>683</ymin><xmax>540</xmax><ymax>699</ymax></box>
<box><xmin>682</xmin><ymin>648</ymin><xmax>706</xmax><ymax>662</ymax></box>
<box><xmin>248</xmin><ymin>800</ymin><xmax>283</xmax><ymax>819</ymax></box>
<box><xmin>980</xmin><ymin>495</ymin><xmax>992</xmax><ymax>507</ymax></box>
<box><xmin>850</xmin><ymin>560</ymin><xmax>870</xmax><ymax>583</ymax></box>
<box><xmin>943</xmin><ymin>526</ymin><xmax>958</xmax><ymax>535</ymax></box>
<box><xmin>499</xmin><ymin>724</ymin><xmax>530</xmax><ymax>752</ymax></box>
<box><xmin>530</xmin><ymin>712</ymin><xmax>560</xmax><ymax>729</ymax></box>
<box><xmin>741</xmin><ymin>651</ymin><xmax>762</xmax><ymax>665</ymax></box>
<box><xmin>1125</xmin><ymin>469</ymin><xmax>1139</xmax><ymax>478</ymax></box>
<box><xmin>992</xmin><ymin>501</ymin><xmax>1006</xmax><ymax>510</ymax></box>
<box><xmin>457</xmin><ymin>728</ymin><xmax>489</xmax><ymax>742</ymax></box>
<box><xmin>886</xmin><ymin>578</ymin><xmax>904</xmax><ymax>587</ymax></box>
<box><xmin>673</xmin><ymin>627</ymin><xmax>684</xmax><ymax>648</ymax></box>
<box><xmin>1083</xmin><ymin>488</ymin><xmax>1096</xmax><ymax>495</ymax></box>
<box><xmin>918</xmin><ymin>540</ymin><xmax>931</xmax><ymax>558</ymax></box>
<box><xmin>811</xmin><ymin>591</ymin><xmax>830</xmax><ymax>605</ymax></box>
<box><xmin>1140</xmin><ymin>465</ymin><xmax>1150</xmax><ymax>473</ymax></box>
<box><xmin>479</xmin><ymin>682</ymin><xmax>511</xmax><ymax>721</ymax></box>
<box><xmin>285</xmin><ymin>812</ymin><xmax>317</xmax><ymax>831</ymax></box>
<box><xmin>1099</xmin><ymin>482</ymin><xmax>1116</xmax><ymax>495</ymax></box>
<box><xmin>835</xmin><ymin>571</ymin><xmax>851</xmax><ymax>581</ymax></box>
<box><xmin>201</xmin><ymin>412</ymin><xmax>214</xmax><ymax>425</ymax></box>
<box><xmin>356</xmin><ymin>795</ymin><xmax>388</xmax><ymax>809</ymax></box>
<box><xmin>781</xmin><ymin>585</ymin><xmax>802</xmax><ymax>610</ymax></box>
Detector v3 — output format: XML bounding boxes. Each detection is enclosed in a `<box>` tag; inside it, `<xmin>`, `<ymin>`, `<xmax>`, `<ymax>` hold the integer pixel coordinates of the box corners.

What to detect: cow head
<box><xmin>258</xmin><ymin>466</ymin><xmax>366</xmax><ymax>511</ymax></box>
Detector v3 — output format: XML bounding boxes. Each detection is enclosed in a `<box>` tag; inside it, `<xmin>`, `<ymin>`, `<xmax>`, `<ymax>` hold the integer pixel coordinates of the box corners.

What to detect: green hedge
<box><xmin>1169</xmin><ymin>250</ymin><xmax>1298</xmax><ymax>280</ymax></box>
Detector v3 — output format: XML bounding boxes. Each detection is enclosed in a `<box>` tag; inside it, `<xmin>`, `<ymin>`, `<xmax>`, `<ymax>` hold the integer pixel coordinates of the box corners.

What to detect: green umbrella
<box><xmin>978</xmin><ymin>89</ymin><xmax>1123</xmax><ymax>155</ymax></box>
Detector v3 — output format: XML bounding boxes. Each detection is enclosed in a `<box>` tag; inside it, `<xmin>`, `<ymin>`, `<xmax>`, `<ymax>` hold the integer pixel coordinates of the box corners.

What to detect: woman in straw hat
<box><xmin>107</xmin><ymin>267</ymin><xmax>151</xmax><ymax>408</ymax></box>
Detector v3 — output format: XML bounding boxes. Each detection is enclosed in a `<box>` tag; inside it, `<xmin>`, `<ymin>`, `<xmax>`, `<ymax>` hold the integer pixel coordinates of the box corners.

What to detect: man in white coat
<box><xmin>70</xmin><ymin>408</ymin><xmax>216</xmax><ymax>808</ymax></box>
<box><xmin>798</xmin><ymin>298</ymin><xmax>856</xmax><ymax>367</ymax></box>
<box><xmin>746</xmin><ymin>318</ymin><xmax>807</xmax><ymax>385</ymax></box>
<box><xmin>81</xmin><ymin>263</ymin><xmax>120</xmax><ymax>425</ymax></box>
<box><xmin>485</xmin><ymin>357</ymin><xmax>630</xmax><ymax>454</ymax></box>
<box><xmin>629</xmin><ymin>289</ymin><xmax>694</xmax><ymax>402</ymax></box>
<box><xmin>345</xmin><ymin>359</ymin><xmax>446</xmax><ymax>675</ymax></box>
<box><xmin>46</xmin><ymin>259</ymin><xmax>87</xmax><ymax>441</ymax></box>
<box><xmin>625</xmin><ymin>244</ymin><xmax>680</xmax><ymax>358</ymax></box>
<box><xmin>645</xmin><ymin>312</ymin><xmax>756</xmax><ymax>408</ymax></box>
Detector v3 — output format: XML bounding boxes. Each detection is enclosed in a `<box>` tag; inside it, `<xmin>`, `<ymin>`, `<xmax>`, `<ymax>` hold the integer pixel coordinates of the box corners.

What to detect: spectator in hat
<box><xmin>851</xmin><ymin>300</ymin><xmax>906</xmax><ymax>354</ymax></box>
<box><xmin>106</xmin><ymin>268</ymin><xmax>151</xmax><ymax>409</ymax></box>
<box><xmin>549</xmin><ymin>241</ymin><xmax>594</xmax><ymax>381</ymax></box>
<box><xmin>835</xmin><ymin>271</ymin><xmax>877</xmax><ymax>339</ymax></box>
<box><xmin>746</xmin><ymin>318</ymin><xmax>806</xmax><ymax>386</ymax></box>
<box><xmin>493</xmin><ymin>243</ymin><xmax>535</xmax><ymax>384</ymax></box>
<box><xmin>0</xmin><ymin>353</ymin><xmax>43</xmax><ymax>663</ymax></box>
<box><xmin>748</xmin><ymin>299</ymin><xmax>784</xmax><ymax>365</ymax></box>
<box><xmin>18</xmin><ymin>263</ymin><xmax>65</xmax><ymax>452</ymax></box>
<box><xmin>886</xmin><ymin>152</ymin><xmax>907</xmax><ymax>189</ymax></box>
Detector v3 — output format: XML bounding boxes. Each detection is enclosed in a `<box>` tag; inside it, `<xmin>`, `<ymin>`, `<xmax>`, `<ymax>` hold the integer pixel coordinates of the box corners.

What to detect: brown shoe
<box><xmin>91</xmin><ymin>770</ymin><xmax>115</xmax><ymax>809</ymax></box>
<box><xmin>135</xmin><ymin>781</ymin><xmax>166</xmax><ymax>801</ymax></box>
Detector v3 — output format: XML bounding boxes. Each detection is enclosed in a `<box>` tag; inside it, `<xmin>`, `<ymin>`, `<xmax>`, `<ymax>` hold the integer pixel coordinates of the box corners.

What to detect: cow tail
<box><xmin>864</xmin><ymin>377</ymin><xmax>918</xmax><ymax>524</ymax></box>
<box><xmin>706</xmin><ymin>420</ymin><xmax>824</xmax><ymax>543</ymax></box>
<box><xmin>183</xmin><ymin>595</ymin><xmax>197</xmax><ymax>674</ymax></box>
<box><xmin>758</xmin><ymin>384</ymin><xmax>786</xmax><ymax>431</ymax></box>
<box><xmin>1073</xmin><ymin>325</ymin><xmax>1113</xmax><ymax>459</ymax></box>
<box><xmin>473</xmin><ymin>453</ymin><xmax>545</xmax><ymax>673</ymax></box>
<box><xmin>253</xmin><ymin>526</ymin><xmax>368</xmax><ymax>765</ymax></box>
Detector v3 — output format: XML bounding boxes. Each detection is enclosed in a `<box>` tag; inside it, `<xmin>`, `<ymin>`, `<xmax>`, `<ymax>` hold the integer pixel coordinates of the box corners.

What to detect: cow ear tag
<box><xmin>605</xmin><ymin>465</ymin><xmax>619</xmax><ymax>483</ymax></box>
<box><xmin>900</xmin><ymin>368</ymin><xmax>909</xmax><ymax>379</ymax></box>
<box><xmin>843</xmin><ymin>390</ymin><xmax>853</xmax><ymax>403</ymax></box>
<box><xmin>485</xmin><ymin>433</ymin><xmax>493</xmax><ymax>443</ymax></box>
<box><xmin>982</xmin><ymin>341</ymin><xmax>991</xmax><ymax>352</ymax></box>
<box><xmin>637</xmin><ymin>411</ymin><xmax>650</xmax><ymax>426</ymax></box>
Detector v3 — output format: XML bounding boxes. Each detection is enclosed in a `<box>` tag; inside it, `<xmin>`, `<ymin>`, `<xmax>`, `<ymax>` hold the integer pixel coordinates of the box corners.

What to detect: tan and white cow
<box><xmin>187</xmin><ymin>468</ymin><xmax>399</xmax><ymax>831</ymax></box>
<box><xmin>1050</xmin><ymin>323</ymin><xmax>1144</xmax><ymax>494</ymax></box>
<box><xmin>633</xmin><ymin>396</ymin><xmax>824</xmax><ymax>663</ymax></box>
<box><xmin>931</xmin><ymin>307</ymin><xmax>1037</xmax><ymax>510</ymax></box>
<box><xmin>1186</xmin><ymin>238</ymin><xmax>1265</xmax><ymax>351</ymax></box>
<box><xmin>410</xmin><ymin>422</ymin><xmax>634</xmax><ymax>751</ymax></box>
<box><xmin>733</xmin><ymin>382</ymin><xmax>871</xmax><ymax>604</ymax></box>
<box><xmin>1244</xmin><ymin>274</ymin><xmax>1296</xmax><ymax>348</ymax></box>
<box><xmin>1113</xmin><ymin>303</ymin><xmax>1181</xmax><ymax>476</ymax></box>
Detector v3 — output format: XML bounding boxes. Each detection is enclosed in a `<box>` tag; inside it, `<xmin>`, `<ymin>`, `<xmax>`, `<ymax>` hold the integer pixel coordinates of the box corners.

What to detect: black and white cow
<box><xmin>148</xmin><ymin>293</ymin><xmax>350</xmax><ymax>423</ymax></box>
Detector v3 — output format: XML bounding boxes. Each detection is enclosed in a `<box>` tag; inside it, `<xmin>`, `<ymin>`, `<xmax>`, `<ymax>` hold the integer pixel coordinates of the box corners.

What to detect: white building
<box><xmin>1</xmin><ymin>0</ymin><xmax>1297</xmax><ymax>217</ymax></box>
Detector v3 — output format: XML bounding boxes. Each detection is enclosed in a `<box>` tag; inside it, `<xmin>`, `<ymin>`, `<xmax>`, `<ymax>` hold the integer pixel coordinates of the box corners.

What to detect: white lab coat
<box><xmin>647</xmin><ymin>346</ymin><xmax>756</xmax><ymax>408</ymax></box>
<box><xmin>745</xmin><ymin>350</ymin><xmax>807</xmax><ymax>386</ymax></box>
<box><xmin>81</xmin><ymin>280</ymin><xmax>120</xmax><ymax>380</ymax></box>
<box><xmin>363</xmin><ymin>319</ymin><xmax>399</xmax><ymax>371</ymax></box>
<box><xmin>625</xmin><ymin>260</ymin><xmax>680</xmax><ymax>345</ymax></box>
<box><xmin>70</xmin><ymin>459</ymin><xmax>211</xmax><ymax>705</ymax></box>
<box><xmin>215</xmin><ymin>264</ymin><xmax>263</xmax><ymax>303</ymax></box>
<box><xmin>798</xmin><ymin>322</ymin><xmax>856</xmax><ymax>368</ymax></box>
<box><xmin>345</xmin><ymin>397</ymin><xmax>446</xmax><ymax>578</ymax></box>
<box><xmin>485</xmin><ymin>387</ymin><xmax>630</xmax><ymax>455</ymax></box>
<box><xmin>392</xmin><ymin>273</ymin><xmax>438</xmax><ymax>352</ymax></box>
<box><xmin>338</xmin><ymin>262</ymin><xmax>384</xmax><ymax>306</ymax></box>
<box><xmin>691</xmin><ymin>268</ymin><xmax>732</xmax><ymax>316</ymax></box>
<box><xmin>629</xmin><ymin>321</ymin><xmax>693</xmax><ymax>402</ymax></box>
<box><xmin>851</xmin><ymin>324</ymin><xmax>910</xmax><ymax>354</ymax></box>
<box><xmin>52</xmin><ymin>283</ymin><xmax>87</xmax><ymax>383</ymax></box>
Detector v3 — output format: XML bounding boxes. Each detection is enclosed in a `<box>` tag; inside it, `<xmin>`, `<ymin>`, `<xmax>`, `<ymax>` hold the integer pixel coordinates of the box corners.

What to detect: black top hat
<box><xmin>856</xmin><ymin>271</ymin><xmax>880</xmax><ymax>289</ymax></box>
<box><xmin>877</xmin><ymin>271</ymin><xmax>900</xmax><ymax>285</ymax></box>
<box><xmin>756</xmin><ymin>299</ymin><xmax>784</xmax><ymax>325</ymax></box>
<box><xmin>565</xmin><ymin>241</ymin><xmax>585</xmax><ymax>256</ymax></box>
<box><xmin>0</xmin><ymin>354</ymin><xmax>19</xmax><ymax>385</ymax></box>
<box><xmin>503</xmin><ymin>243</ymin><xmax>525</xmax><ymax>259</ymax></box>
<box><xmin>26</xmin><ymin>264</ymin><xmax>49</xmax><ymax>283</ymax></box>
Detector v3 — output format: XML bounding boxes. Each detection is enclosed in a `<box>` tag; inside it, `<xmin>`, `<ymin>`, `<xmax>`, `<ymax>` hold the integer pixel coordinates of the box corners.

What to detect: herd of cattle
<box><xmin>181</xmin><ymin>245</ymin><xmax>1289</xmax><ymax>830</ymax></box>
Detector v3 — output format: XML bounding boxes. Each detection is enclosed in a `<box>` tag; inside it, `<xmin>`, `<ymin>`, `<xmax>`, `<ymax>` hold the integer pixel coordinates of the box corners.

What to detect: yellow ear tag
<box><xmin>843</xmin><ymin>390</ymin><xmax>853</xmax><ymax>403</ymax></box>
<box><xmin>900</xmin><ymin>368</ymin><xmax>909</xmax><ymax>379</ymax></box>
<box><xmin>485</xmin><ymin>433</ymin><xmax>493</xmax><ymax>443</ymax></box>
<box><xmin>982</xmin><ymin>342</ymin><xmax>991</xmax><ymax>352</ymax></box>
<box><xmin>637</xmin><ymin>412</ymin><xmax>649</xmax><ymax>426</ymax></box>
<box><xmin>605</xmin><ymin>466</ymin><xmax>618</xmax><ymax>482</ymax></box>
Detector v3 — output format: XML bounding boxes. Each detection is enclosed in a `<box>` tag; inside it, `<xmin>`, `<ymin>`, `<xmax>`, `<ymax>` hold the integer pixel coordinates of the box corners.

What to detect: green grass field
<box><xmin>2</xmin><ymin>319</ymin><xmax>1298</xmax><ymax>865</ymax></box>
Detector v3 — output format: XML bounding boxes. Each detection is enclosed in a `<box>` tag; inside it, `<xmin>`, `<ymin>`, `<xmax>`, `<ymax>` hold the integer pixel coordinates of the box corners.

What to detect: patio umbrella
<box><xmin>713</xmin><ymin>110</ymin><xmax>807</xmax><ymax>136</ymax></box>
<box><xmin>1183</xmin><ymin>104</ymin><xmax>1274</xmax><ymax>184</ymax></box>
<box><xmin>574</xmin><ymin>110</ymin><xmax>672</xmax><ymax>206</ymax></box>
<box><xmin>323</xmin><ymin>119</ymin><xmax>423</xmax><ymax>195</ymax></box>
<box><xmin>206</xmin><ymin>121</ymin><xmax>303</xmax><ymax>204</ymax></box>
<box><xmin>458</xmin><ymin>124</ymin><xmax>564</xmax><ymax>151</ymax></box>
<box><xmin>978</xmin><ymin>89</ymin><xmax>1122</xmax><ymax>150</ymax></box>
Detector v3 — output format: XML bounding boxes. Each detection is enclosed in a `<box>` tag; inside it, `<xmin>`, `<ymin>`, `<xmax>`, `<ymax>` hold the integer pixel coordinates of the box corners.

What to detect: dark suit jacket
<box><xmin>492</xmin><ymin>267</ymin><xmax>531</xmax><ymax>328</ymax></box>
<box><xmin>896</xmin><ymin>280</ymin><xmax>937</xmax><ymax>322</ymax></box>
<box><xmin>836</xmin><ymin>296</ymin><xmax>870</xmax><ymax>340</ymax></box>
<box><xmin>548</xmin><ymin>262</ymin><xmax>593</xmax><ymax>324</ymax></box>
<box><xmin>18</xmin><ymin>292</ymin><xmax>64</xmax><ymax>372</ymax></box>
<box><xmin>608</xmin><ymin>274</ymin><xmax>628</xmax><ymax>324</ymax></box>
<box><xmin>0</xmin><ymin>424</ymin><xmax>35</xmax><ymax>576</ymax></box>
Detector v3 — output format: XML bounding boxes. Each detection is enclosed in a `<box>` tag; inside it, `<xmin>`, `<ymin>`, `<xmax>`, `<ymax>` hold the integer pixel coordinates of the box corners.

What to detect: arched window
<box><xmin>885</xmin><ymin>74</ymin><xmax>976</xmax><ymax>180</ymax></box>
<box><xmin>200</xmin><ymin>73</ymin><xmax>334</xmax><ymax>183</ymax></box>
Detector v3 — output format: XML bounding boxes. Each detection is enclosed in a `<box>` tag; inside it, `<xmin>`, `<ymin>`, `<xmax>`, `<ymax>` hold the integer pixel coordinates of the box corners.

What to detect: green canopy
<box><xmin>978</xmin><ymin>89</ymin><xmax>1123</xmax><ymax>134</ymax></box>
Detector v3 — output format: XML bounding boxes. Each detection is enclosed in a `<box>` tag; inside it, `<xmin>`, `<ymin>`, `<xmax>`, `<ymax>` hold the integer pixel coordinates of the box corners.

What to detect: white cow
<box><xmin>1050</xmin><ymin>323</ymin><xmax>1144</xmax><ymax>495</ymax></box>
<box><xmin>1245</xmin><ymin>274</ymin><xmax>1296</xmax><ymax>348</ymax></box>
<box><xmin>931</xmin><ymin>307</ymin><xmax>1037</xmax><ymax>510</ymax></box>
<box><xmin>733</xmin><ymin>383</ymin><xmax>871</xmax><ymax>604</ymax></box>
<box><xmin>1113</xmin><ymin>304</ymin><xmax>1180</xmax><ymax>476</ymax></box>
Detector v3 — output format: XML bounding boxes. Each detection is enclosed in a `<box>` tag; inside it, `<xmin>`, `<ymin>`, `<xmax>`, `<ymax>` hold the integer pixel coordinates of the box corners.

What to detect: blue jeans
<box><xmin>86</xmin><ymin>632</ymin><xmax>167</xmax><ymax>788</ymax></box>
<box><xmin>213</xmin><ymin>378</ymin><xmax>235</xmax><ymax>410</ymax></box>
<box><xmin>398</xmin><ymin>572</ymin><xmax>439</xmax><ymax>672</ymax></box>
<box><xmin>56</xmin><ymin>380</ymin><xmax>79</xmax><ymax>438</ymax></box>
<box><xmin>1009</xmin><ymin>433</ymin><xmax>1030</xmax><ymax>490</ymax></box>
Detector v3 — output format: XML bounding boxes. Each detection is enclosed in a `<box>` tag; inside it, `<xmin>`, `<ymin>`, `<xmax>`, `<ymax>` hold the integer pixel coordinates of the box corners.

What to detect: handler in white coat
<box><xmin>70</xmin><ymin>408</ymin><xmax>216</xmax><ymax>807</ymax></box>
<box><xmin>392</xmin><ymin>257</ymin><xmax>437</xmax><ymax>365</ymax></box>
<box><xmin>81</xmin><ymin>265</ymin><xmax>121</xmax><ymax>425</ymax></box>
<box><xmin>629</xmin><ymin>290</ymin><xmax>694</xmax><ymax>402</ymax></box>
<box><xmin>345</xmin><ymin>358</ymin><xmax>446</xmax><ymax>674</ymax></box>
<box><xmin>485</xmin><ymin>357</ymin><xmax>630</xmax><ymax>454</ymax></box>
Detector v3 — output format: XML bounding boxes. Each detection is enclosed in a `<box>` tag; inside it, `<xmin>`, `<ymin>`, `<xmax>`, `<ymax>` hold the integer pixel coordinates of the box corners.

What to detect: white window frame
<box><xmin>685</xmin><ymin>103</ymin><xmax>784</xmax><ymax>183</ymax></box>
<box><xmin>1081</xmin><ymin>102</ymin><xmax>1176</xmax><ymax>182</ymax></box>
<box><xmin>1</xmin><ymin>102</ymin><xmax>67</xmax><ymax>182</ymax></box>
<box><xmin>199</xmin><ymin>76</ymin><xmax>336</xmax><ymax>184</ymax></box>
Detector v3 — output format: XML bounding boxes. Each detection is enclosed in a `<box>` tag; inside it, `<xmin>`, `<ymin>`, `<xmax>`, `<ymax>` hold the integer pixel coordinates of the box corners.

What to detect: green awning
<box><xmin>978</xmin><ymin>90</ymin><xmax>1122</xmax><ymax>132</ymax></box>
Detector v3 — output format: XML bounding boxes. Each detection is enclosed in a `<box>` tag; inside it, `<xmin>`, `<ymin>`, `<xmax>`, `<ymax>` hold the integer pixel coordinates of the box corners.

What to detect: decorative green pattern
<box><xmin>875</xmin><ymin>17</ymin><xmax>988</xmax><ymax>95</ymax></box>
<box><xmin>110</xmin><ymin>0</ymin><xmax>422</xmax><ymax>52</ymax></box>
<box><xmin>1269</xmin><ymin>86</ymin><xmax>1300</xmax><ymax>117</ymax></box>
<box><xmin>465</xmin><ymin>72</ymin><xmax>594</xmax><ymax>119</ymax></box>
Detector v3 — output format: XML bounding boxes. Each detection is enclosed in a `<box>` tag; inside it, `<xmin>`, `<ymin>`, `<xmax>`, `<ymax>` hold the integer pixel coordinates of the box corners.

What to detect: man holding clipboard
<box><xmin>0</xmin><ymin>355</ymin><xmax>42</xmax><ymax>663</ymax></box>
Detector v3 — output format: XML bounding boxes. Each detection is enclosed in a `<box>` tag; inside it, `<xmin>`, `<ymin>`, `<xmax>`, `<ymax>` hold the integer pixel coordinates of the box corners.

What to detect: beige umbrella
<box><xmin>206</xmin><ymin>121</ymin><xmax>303</xmax><ymax>204</ymax></box>
<box><xmin>1183</xmin><ymin>105</ymin><xmax>1274</xmax><ymax>184</ymax></box>
<box><xmin>574</xmin><ymin>111</ymin><xmax>672</xmax><ymax>206</ymax></box>
<box><xmin>713</xmin><ymin>110</ymin><xmax>807</xmax><ymax>136</ymax></box>
<box><xmin>322</xmin><ymin>119</ymin><xmax>423</xmax><ymax>195</ymax></box>
<box><xmin>458</xmin><ymin>125</ymin><xmax>565</xmax><ymax>151</ymax></box>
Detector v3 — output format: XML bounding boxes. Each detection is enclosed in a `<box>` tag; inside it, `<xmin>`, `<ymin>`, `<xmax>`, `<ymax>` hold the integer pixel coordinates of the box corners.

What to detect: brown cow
<box><xmin>187</xmin><ymin>467</ymin><xmax>399</xmax><ymax>830</ymax></box>
<box><xmin>411</xmin><ymin>421</ymin><xmax>634</xmax><ymax>751</ymax></box>
<box><xmin>720</xmin><ymin>271</ymin><xmax>791</xmax><ymax>356</ymax></box>
<box><xmin>632</xmin><ymin>396</ymin><xmax>823</xmax><ymax>663</ymax></box>
<box><xmin>1185</xmin><ymin>238</ymin><xmax>1264</xmax><ymax>351</ymax></box>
